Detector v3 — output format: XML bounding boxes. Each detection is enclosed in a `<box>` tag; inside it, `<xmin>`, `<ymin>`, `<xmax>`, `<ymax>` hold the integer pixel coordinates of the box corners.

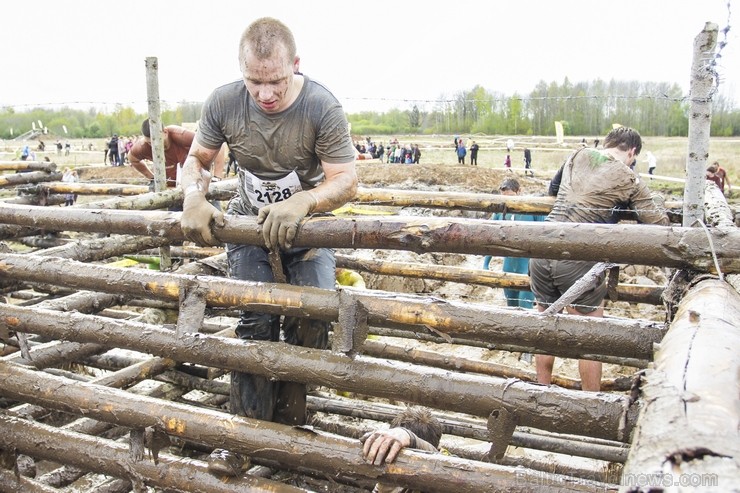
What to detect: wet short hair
<box><xmin>707</xmin><ymin>164</ymin><xmax>718</xmax><ymax>173</ymax></box>
<box><xmin>391</xmin><ymin>407</ymin><xmax>442</xmax><ymax>448</ymax></box>
<box><xmin>603</xmin><ymin>126</ymin><xmax>642</xmax><ymax>156</ymax></box>
<box><xmin>499</xmin><ymin>178</ymin><xmax>521</xmax><ymax>193</ymax></box>
<box><xmin>141</xmin><ymin>119</ymin><xmax>151</xmax><ymax>138</ymax></box>
<box><xmin>239</xmin><ymin>17</ymin><xmax>296</xmax><ymax>67</ymax></box>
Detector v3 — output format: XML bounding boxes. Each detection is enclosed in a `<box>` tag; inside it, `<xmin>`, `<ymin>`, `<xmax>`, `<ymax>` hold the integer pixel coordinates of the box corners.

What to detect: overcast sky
<box><xmin>1</xmin><ymin>0</ymin><xmax>737</xmax><ymax>116</ymax></box>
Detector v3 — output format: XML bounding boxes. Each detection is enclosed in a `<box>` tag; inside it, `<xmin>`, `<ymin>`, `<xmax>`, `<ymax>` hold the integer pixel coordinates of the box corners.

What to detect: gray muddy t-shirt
<box><xmin>196</xmin><ymin>76</ymin><xmax>356</xmax><ymax>215</ymax></box>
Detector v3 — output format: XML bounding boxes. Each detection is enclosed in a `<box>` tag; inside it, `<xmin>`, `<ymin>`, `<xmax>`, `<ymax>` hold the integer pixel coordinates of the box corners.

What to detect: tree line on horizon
<box><xmin>1</xmin><ymin>78</ymin><xmax>738</xmax><ymax>140</ymax></box>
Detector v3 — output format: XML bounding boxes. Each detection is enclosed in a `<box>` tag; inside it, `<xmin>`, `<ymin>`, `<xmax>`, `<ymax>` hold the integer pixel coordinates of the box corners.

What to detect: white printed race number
<box><xmin>242</xmin><ymin>169</ymin><xmax>303</xmax><ymax>209</ymax></box>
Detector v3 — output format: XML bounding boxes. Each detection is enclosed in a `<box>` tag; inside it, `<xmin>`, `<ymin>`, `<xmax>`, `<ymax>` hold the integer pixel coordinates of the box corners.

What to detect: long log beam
<box><xmin>0</xmin><ymin>162</ymin><xmax>57</xmax><ymax>173</ymax></box>
<box><xmin>0</xmin><ymin>363</ymin><xmax>614</xmax><ymax>493</ymax></box>
<box><xmin>621</xmin><ymin>279</ymin><xmax>740</xmax><ymax>490</ymax></box>
<box><xmin>0</xmin><ymin>205</ymin><xmax>737</xmax><ymax>272</ymax></box>
<box><xmin>0</xmin><ymin>305</ymin><xmax>636</xmax><ymax>441</ymax></box>
<box><xmin>335</xmin><ymin>253</ymin><xmax>665</xmax><ymax>305</ymax></box>
<box><xmin>353</xmin><ymin>188</ymin><xmax>683</xmax><ymax>222</ymax></box>
<box><xmin>18</xmin><ymin>182</ymin><xmax>151</xmax><ymax>196</ymax></box>
<box><xmin>0</xmin><ymin>253</ymin><xmax>665</xmax><ymax>361</ymax></box>
<box><xmin>0</xmin><ymin>171</ymin><xmax>61</xmax><ymax>188</ymax></box>
<box><xmin>0</xmin><ymin>414</ymin><xmax>309</xmax><ymax>493</ymax></box>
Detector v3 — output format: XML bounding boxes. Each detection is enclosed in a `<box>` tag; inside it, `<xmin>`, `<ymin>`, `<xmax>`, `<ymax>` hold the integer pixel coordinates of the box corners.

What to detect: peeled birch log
<box><xmin>621</xmin><ymin>279</ymin><xmax>740</xmax><ymax>489</ymax></box>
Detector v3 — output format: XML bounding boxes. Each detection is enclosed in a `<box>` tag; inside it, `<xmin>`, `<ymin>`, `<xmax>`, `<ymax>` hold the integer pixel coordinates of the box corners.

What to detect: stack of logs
<box><xmin>0</xmin><ymin>162</ymin><xmax>738</xmax><ymax>492</ymax></box>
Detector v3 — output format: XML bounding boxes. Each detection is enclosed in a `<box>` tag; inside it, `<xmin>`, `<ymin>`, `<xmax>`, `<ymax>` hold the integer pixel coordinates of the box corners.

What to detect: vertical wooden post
<box><xmin>683</xmin><ymin>23</ymin><xmax>718</xmax><ymax>227</ymax></box>
<box><xmin>145</xmin><ymin>56</ymin><xmax>171</xmax><ymax>270</ymax></box>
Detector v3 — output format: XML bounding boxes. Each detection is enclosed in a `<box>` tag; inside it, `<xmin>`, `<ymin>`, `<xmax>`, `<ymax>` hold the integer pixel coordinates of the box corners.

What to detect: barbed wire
<box><xmin>1</xmin><ymin>88</ymin><xmax>730</xmax><ymax>115</ymax></box>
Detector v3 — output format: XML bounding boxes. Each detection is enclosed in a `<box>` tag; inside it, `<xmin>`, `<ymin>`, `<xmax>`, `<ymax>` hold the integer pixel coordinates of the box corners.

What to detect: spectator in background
<box><xmin>107</xmin><ymin>134</ymin><xmax>120</xmax><ymax>166</ymax></box>
<box><xmin>484</xmin><ymin>178</ymin><xmax>544</xmax><ymax>308</ymax></box>
<box><xmin>118</xmin><ymin>136</ymin><xmax>127</xmax><ymax>164</ymax></box>
<box><xmin>469</xmin><ymin>141</ymin><xmax>479</xmax><ymax>166</ymax></box>
<box><xmin>64</xmin><ymin>141</ymin><xmax>71</xmax><ymax>156</ymax></box>
<box><xmin>62</xmin><ymin>167</ymin><xmax>79</xmax><ymax>206</ymax></box>
<box><xmin>711</xmin><ymin>161</ymin><xmax>732</xmax><ymax>195</ymax></box>
<box><xmin>20</xmin><ymin>145</ymin><xmax>30</xmax><ymax>161</ymax></box>
<box><xmin>456</xmin><ymin>139</ymin><xmax>466</xmax><ymax>164</ymax></box>
<box><xmin>413</xmin><ymin>144</ymin><xmax>421</xmax><ymax>164</ymax></box>
<box><xmin>504</xmin><ymin>153</ymin><xmax>511</xmax><ymax>169</ymax></box>
<box><xmin>523</xmin><ymin>148</ymin><xmax>533</xmax><ymax>176</ymax></box>
<box><xmin>646</xmin><ymin>151</ymin><xmax>657</xmax><ymax>178</ymax></box>
<box><xmin>506</xmin><ymin>138</ymin><xmax>514</xmax><ymax>153</ymax></box>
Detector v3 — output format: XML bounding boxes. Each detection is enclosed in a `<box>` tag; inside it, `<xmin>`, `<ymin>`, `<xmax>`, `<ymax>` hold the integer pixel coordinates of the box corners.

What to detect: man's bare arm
<box><xmin>309</xmin><ymin>160</ymin><xmax>358</xmax><ymax>212</ymax></box>
<box><xmin>180</xmin><ymin>141</ymin><xmax>223</xmax><ymax>246</ymax></box>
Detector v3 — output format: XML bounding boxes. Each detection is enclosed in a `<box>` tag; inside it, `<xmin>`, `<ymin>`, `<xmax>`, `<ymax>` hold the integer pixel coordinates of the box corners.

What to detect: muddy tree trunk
<box><xmin>0</xmin><ymin>205</ymin><xmax>737</xmax><ymax>271</ymax></box>
<box><xmin>0</xmin><ymin>253</ymin><xmax>664</xmax><ymax>361</ymax></box>
<box><xmin>335</xmin><ymin>253</ymin><xmax>664</xmax><ymax>304</ymax></box>
<box><xmin>621</xmin><ymin>279</ymin><xmax>740</xmax><ymax>490</ymax></box>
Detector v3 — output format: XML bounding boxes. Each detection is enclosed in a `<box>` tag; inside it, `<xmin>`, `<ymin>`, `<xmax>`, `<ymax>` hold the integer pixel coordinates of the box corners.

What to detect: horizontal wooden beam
<box><xmin>0</xmin><ymin>253</ymin><xmax>664</xmax><ymax>361</ymax></box>
<box><xmin>0</xmin><ymin>205</ymin><xmax>736</xmax><ymax>271</ymax></box>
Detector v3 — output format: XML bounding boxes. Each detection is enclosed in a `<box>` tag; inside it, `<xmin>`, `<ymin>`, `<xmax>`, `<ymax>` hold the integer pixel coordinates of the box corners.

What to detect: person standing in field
<box><xmin>179</xmin><ymin>17</ymin><xmax>357</xmax><ymax>477</ymax></box>
<box><xmin>523</xmin><ymin>148</ymin><xmax>533</xmax><ymax>176</ymax></box>
<box><xmin>456</xmin><ymin>139</ymin><xmax>466</xmax><ymax>164</ymax></box>
<box><xmin>530</xmin><ymin>126</ymin><xmax>668</xmax><ymax>392</ymax></box>
<box><xmin>469</xmin><ymin>141</ymin><xmax>479</xmax><ymax>166</ymax></box>
<box><xmin>646</xmin><ymin>151</ymin><xmax>657</xmax><ymax>178</ymax></box>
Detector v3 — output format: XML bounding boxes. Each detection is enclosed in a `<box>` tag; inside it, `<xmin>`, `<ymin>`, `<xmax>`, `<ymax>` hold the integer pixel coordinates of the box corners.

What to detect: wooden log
<box><xmin>354</xmin><ymin>187</ymin><xmax>683</xmax><ymax>222</ymax></box>
<box><xmin>3</xmin><ymin>194</ymin><xmax>66</xmax><ymax>206</ymax></box>
<box><xmin>18</xmin><ymin>182</ymin><xmax>151</xmax><ymax>196</ymax></box>
<box><xmin>0</xmin><ymin>205</ymin><xmax>737</xmax><ymax>272</ymax></box>
<box><xmin>0</xmin><ymin>171</ymin><xmax>62</xmax><ymax>188</ymax></box>
<box><xmin>0</xmin><ymin>414</ymin><xmax>310</xmax><ymax>493</ymax></box>
<box><xmin>0</xmin><ymin>306</ymin><xmax>636</xmax><ymax>441</ymax></box>
<box><xmin>0</xmin><ymin>363</ymin><xmax>614</xmax><ymax>493</ymax></box>
<box><xmin>621</xmin><ymin>279</ymin><xmax>740</xmax><ymax>489</ymax></box>
<box><xmin>335</xmin><ymin>253</ymin><xmax>665</xmax><ymax>305</ymax></box>
<box><xmin>0</xmin><ymin>468</ymin><xmax>60</xmax><ymax>493</ymax></box>
<box><xmin>0</xmin><ymin>162</ymin><xmax>56</xmax><ymax>173</ymax></box>
<box><xmin>360</xmin><ymin>338</ymin><xmax>633</xmax><ymax>391</ymax></box>
<box><xmin>683</xmin><ymin>23</ymin><xmax>717</xmax><ymax>227</ymax></box>
<box><xmin>0</xmin><ymin>254</ymin><xmax>665</xmax><ymax>361</ymax></box>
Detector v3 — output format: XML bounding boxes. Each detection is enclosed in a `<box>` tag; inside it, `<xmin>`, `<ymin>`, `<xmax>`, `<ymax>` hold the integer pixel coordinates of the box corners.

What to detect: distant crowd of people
<box><xmin>354</xmin><ymin>137</ymin><xmax>422</xmax><ymax>164</ymax></box>
<box><xmin>104</xmin><ymin>134</ymin><xmax>135</xmax><ymax>166</ymax></box>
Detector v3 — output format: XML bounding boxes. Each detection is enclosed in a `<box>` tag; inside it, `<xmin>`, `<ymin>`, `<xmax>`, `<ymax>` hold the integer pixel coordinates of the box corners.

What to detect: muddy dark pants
<box><xmin>226</xmin><ymin>243</ymin><xmax>335</xmax><ymax>426</ymax></box>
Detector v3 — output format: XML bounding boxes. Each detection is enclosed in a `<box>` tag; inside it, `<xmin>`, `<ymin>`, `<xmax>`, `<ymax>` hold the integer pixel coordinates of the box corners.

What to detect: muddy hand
<box><xmin>360</xmin><ymin>428</ymin><xmax>410</xmax><ymax>465</ymax></box>
<box><xmin>181</xmin><ymin>196</ymin><xmax>224</xmax><ymax>246</ymax></box>
<box><xmin>257</xmin><ymin>191</ymin><xmax>317</xmax><ymax>251</ymax></box>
